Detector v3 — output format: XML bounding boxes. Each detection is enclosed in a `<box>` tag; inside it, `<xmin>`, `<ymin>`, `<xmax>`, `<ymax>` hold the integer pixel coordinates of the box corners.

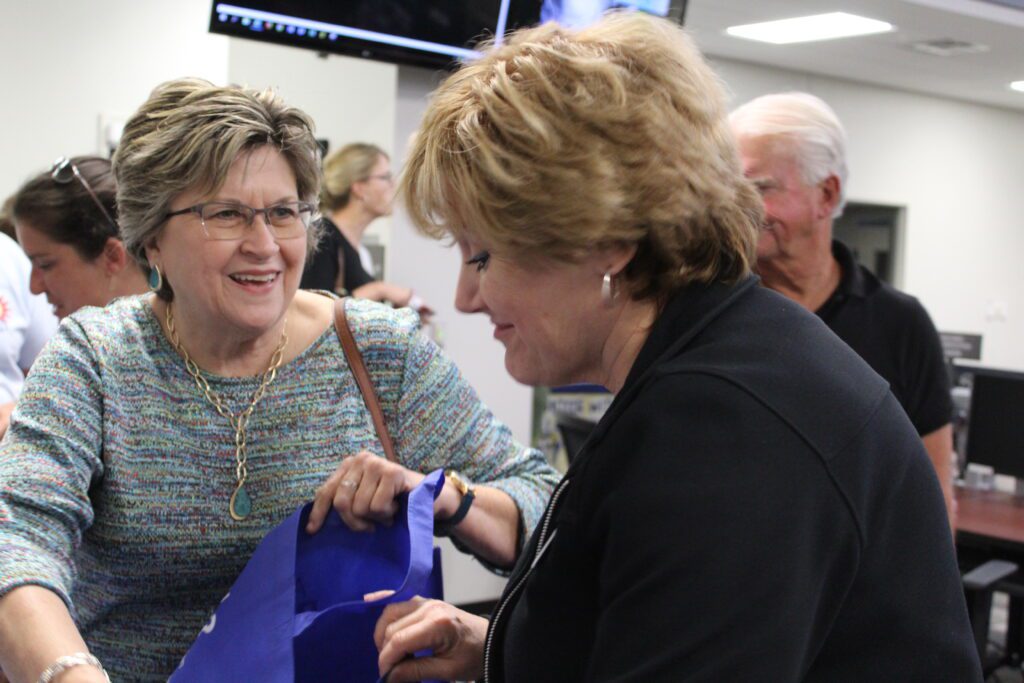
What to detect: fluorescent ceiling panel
<box><xmin>726</xmin><ymin>12</ymin><xmax>894</xmax><ymax>44</ymax></box>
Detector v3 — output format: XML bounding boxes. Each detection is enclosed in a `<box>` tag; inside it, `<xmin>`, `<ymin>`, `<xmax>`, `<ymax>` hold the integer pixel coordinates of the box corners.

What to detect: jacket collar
<box><xmin>830</xmin><ymin>239</ymin><xmax>868</xmax><ymax>299</ymax></box>
<box><xmin>566</xmin><ymin>274</ymin><xmax>758</xmax><ymax>477</ymax></box>
<box><xmin>620</xmin><ymin>275</ymin><xmax>760</xmax><ymax>394</ymax></box>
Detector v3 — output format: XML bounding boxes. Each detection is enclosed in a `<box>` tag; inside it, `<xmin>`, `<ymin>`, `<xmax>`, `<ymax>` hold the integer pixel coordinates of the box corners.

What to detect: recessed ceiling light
<box><xmin>1011</xmin><ymin>81</ymin><xmax>1024</xmax><ymax>93</ymax></box>
<box><xmin>726</xmin><ymin>12</ymin><xmax>894</xmax><ymax>45</ymax></box>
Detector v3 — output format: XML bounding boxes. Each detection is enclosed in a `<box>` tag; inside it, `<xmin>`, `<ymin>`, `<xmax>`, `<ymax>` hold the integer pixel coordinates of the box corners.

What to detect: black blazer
<box><xmin>484</xmin><ymin>277</ymin><xmax>980</xmax><ymax>682</ymax></box>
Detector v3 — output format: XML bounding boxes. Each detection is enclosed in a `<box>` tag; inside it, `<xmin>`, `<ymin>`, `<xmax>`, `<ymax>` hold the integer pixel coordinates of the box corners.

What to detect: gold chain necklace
<box><xmin>165</xmin><ymin>304</ymin><xmax>288</xmax><ymax>521</ymax></box>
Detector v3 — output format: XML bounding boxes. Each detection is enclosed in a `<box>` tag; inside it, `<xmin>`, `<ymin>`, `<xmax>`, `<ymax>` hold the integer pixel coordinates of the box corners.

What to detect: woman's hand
<box><xmin>374</xmin><ymin>597</ymin><xmax>487</xmax><ymax>683</ymax></box>
<box><xmin>351</xmin><ymin>282</ymin><xmax>434</xmax><ymax>322</ymax></box>
<box><xmin>306</xmin><ymin>452</ymin><xmax>425</xmax><ymax>533</ymax></box>
<box><xmin>0</xmin><ymin>402</ymin><xmax>14</xmax><ymax>440</ymax></box>
<box><xmin>352</xmin><ymin>282</ymin><xmax>412</xmax><ymax>308</ymax></box>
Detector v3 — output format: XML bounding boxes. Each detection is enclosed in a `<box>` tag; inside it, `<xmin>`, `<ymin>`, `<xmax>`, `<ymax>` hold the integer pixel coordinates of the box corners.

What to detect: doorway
<box><xmin>832</xmin><ymin>202</ymin><xmax>903</xmax><ymax>286</ymax></box>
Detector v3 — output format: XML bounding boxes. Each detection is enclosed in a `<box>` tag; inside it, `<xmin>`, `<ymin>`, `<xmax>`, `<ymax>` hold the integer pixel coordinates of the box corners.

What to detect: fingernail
<box><xmin>364</xmin><ymin>589</ymin><xmax>396</xmax><ymax>602</ymax></box>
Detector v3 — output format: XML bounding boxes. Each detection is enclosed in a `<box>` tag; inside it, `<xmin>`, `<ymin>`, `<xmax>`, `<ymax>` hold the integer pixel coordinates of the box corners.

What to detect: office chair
<box><xmin>554</xmin><ymin>412</ymin><xmax>598</xmax><ymax>465</ymax></box>
<box><xmin>962</xmin><ymin>559</ymin><xmax>1021</xmax><ymax>674</ymax></box>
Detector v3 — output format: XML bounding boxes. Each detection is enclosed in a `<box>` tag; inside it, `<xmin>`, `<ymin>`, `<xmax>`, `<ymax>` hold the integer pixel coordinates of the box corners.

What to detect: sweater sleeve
<box><xmin>0</xmin><ymin>317</ymin><xmax>106</xmax><ymax>613</ymax></box>
<box><xmin>581</xmin><ymin>374</ymin><xmax>860</xmax><ymax>681</ymax></box>
<box><xmin>347</xmin><ymin>302</ymin><xmax>560</xmax><ymax>550</ymax></box>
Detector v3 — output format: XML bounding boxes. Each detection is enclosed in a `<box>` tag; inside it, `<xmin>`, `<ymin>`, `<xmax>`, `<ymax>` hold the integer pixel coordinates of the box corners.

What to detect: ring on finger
<box><xmin>341</xmin><ymin>479</ymin><xmax>359</xmax><ymax>489</ymax></box>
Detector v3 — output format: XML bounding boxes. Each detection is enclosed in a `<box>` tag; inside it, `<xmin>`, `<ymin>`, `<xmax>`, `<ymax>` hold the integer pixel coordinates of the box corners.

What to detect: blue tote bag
<box><xmin>171</xmin><ymin>469</ymin><xmax>445</xmax><ymax>683</ymax></box>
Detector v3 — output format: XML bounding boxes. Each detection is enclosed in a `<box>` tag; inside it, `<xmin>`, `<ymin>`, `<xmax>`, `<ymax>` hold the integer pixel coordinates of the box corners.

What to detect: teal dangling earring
<box><xmin>148</xmin><ymin>264</ymin><xmax>163</xmax><ymax>292</ymax></box>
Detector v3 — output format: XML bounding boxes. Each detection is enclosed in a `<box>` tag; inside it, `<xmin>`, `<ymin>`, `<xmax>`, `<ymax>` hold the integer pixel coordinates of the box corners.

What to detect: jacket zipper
<box><xmin>483</xmin><ymin>476</ymin><xmax>571</xmax><ymax>682</ymax></box>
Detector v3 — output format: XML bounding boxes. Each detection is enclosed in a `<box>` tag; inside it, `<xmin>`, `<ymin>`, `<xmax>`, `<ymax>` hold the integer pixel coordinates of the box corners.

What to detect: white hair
<box><xmin>729</xmin><ymin>92</ymin><xmax>848</xmax><ymax>217</ymax></box>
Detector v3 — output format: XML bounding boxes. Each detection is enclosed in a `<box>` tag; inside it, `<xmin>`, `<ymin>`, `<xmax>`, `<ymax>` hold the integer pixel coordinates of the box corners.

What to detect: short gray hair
<box><xmin>729</xmin><ymin>92</ymin><xmax>848</xmax><ymax>216</ymax></box>
<box><xmin>113</xmin><ymin>77</ymin><xmax>323</xmax><ymax>300</ymax></box>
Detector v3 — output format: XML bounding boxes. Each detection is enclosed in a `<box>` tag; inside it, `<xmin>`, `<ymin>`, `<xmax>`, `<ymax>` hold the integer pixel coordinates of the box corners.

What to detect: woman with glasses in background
<box><xmin>11</xmin><ymin>156</ymin><xmax>147</xmax><ymax>319</ymax></box>
<box><xmin>0</xmin><ymin>79</ymin><xmax>557</xmax><ymax>682</ymax></box>
<box><xmin>301</xmin><ymin>143</ymin><xmax>433</xmax><ymax>319</ymax></box>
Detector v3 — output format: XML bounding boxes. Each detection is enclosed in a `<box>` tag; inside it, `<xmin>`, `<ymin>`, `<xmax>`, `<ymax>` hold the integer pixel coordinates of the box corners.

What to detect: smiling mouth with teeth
<box><xmin>230</xmin><ymin>273</ymin><xmax>277</xmax><ymax>284</ymax></box>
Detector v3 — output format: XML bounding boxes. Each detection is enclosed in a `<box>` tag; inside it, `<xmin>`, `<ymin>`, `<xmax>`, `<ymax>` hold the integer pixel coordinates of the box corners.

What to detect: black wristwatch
<box><xmin>434</xmin><ymin>470</ymin><xmax>476</xmax><ymax>537</ymax></box>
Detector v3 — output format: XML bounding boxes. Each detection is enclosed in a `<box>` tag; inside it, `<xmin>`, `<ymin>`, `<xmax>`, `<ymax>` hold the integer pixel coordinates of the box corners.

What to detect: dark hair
<box><xmin>11</xmin><ymin>156</ymin><xmax>119</xmax><ymax>260</ymax></box>
<box><xmin>0</xmin><ymin>196</ymin><xmax>15</xmax><ymax>240</ymax></box>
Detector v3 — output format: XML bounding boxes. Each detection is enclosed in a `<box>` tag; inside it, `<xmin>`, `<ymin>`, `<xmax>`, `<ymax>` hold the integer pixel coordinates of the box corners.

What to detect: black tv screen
<box><xmin>964</xmin><ymin>366</ymin><xmax>1024</xmax><ymax>480</ymax></box>
<box><xmin>209</xmin><ymin>1</ymin><xmax>687</xmax><ymax>70</ymax></box>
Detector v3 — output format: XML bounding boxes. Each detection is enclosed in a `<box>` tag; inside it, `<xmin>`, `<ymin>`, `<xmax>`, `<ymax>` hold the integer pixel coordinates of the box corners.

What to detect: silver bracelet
<box><xmin>37</xmin><ymin>652</ymin><xmax>110</xmax><ymax>683</ymax></box>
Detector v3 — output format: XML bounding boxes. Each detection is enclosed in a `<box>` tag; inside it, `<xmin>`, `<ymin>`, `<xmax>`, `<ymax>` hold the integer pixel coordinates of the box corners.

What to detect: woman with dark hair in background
<box><xmin>301</xmin><ymin>143</ymin><xmax>432</xmax><ymax>319</ymax></box>
<box><xmin>11</xmin><ymin>156</ymin><xmax>147</xmax><ymax>319</ymax></box>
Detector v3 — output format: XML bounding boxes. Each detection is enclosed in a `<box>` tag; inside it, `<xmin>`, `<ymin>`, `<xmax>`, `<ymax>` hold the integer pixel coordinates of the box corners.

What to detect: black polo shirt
<box><xmin>300</xmin><ymin>217</ymin><xmax>375</xmax><ymax>295</ymax></box>
<box><xmin>816</xmin><ymin>240</ymin><xmax>952</xmax><ymax>436</ymax></box>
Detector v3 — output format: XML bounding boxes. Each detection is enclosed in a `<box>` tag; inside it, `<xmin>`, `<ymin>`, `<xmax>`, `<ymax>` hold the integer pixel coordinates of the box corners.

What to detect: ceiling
<box><xmin>683</xmin><ymin>0</ymin><xmax>1024</xmax><ymax>112</ymax></box>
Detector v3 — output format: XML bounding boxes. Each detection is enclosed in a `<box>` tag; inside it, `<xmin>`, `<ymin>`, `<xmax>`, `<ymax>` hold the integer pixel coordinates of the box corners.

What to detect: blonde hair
<box><xmin>113</xmin><ymin>78</ymin><xmax>323</xmax><ymax>299</ymax></box>
<box><xmin>322</xmin><ymin>143</ymin><xmax>388</xmax><ymax>211</ymax></box>
<box><xmin>729</xmin><ymin>92</ymin><xmax>848</xmax><ymax>216</ymax></box>
<box><xmin>402</xmin><ymin>12</ymin><xmax>761</xmax><ymax>300</ymax></box>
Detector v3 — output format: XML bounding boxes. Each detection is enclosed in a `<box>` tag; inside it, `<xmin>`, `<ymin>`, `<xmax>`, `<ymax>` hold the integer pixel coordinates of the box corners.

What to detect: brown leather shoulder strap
<box><xmin>333</xmin><ymin>298</ymin><xmax>398</xmax><ymax>463</ymax></box>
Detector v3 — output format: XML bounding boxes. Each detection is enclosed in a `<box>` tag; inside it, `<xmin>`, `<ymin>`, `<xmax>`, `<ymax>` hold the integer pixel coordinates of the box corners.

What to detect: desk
<box><xmin>956</xmin><ymin>486</ymin><xmax>1024</xmax><ymax>670</ymax></box>
<box><xmin>957</xmin><ymin>487</ymin><xmax>1024</xmax><ymax>551</ymax></box>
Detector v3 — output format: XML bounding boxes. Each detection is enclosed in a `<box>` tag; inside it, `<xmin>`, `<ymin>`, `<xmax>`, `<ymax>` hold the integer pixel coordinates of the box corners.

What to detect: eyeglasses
<box><xmin>50</xmin><ymin>157</ymin><xmax>119</xmax><ymax>233</ymax></box>
<box><xmin>363</xmin><ymin>172</ymin><xmax>393</xmax><ymax>184</ymax></box>
<box><xmin>164</xmin><ymin>201</ymin><xmax>316</xmax><ymax>241</ymax></box>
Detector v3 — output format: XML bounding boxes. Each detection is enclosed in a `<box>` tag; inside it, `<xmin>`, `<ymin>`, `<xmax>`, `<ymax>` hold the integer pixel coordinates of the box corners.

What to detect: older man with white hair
<box><xmin>730</xmin><ymin>92</ymin><xmax>956</xmax><ymax>528</ymax></box>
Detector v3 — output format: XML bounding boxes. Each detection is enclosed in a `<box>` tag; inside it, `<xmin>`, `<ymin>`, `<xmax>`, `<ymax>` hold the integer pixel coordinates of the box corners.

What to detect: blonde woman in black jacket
<box><xmin>373</xmin><ymin>12</ymin><xmax>981</xmax><ymax>683</ymax></box>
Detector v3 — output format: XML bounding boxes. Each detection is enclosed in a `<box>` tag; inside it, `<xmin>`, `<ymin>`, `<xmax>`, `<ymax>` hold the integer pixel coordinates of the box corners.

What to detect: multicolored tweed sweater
<box><xmin>0</xmin><ymin>295</ymin><xmax>559</xmax><ymax>680</ymax></box>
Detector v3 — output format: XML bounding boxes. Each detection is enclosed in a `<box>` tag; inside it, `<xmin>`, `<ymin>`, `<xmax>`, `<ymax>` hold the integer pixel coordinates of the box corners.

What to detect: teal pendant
<box><xmin>229</xmin><ymin>485</ymin><xmax>252</xmax><ymax>521</ymax></box>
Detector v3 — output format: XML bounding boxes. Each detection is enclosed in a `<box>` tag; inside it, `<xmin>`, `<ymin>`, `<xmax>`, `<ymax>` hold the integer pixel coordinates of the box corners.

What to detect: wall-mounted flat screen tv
<box><xmin>209</xmin><ymin>1</ymin><xmax>688</xmax><ymax>70</ymax></box>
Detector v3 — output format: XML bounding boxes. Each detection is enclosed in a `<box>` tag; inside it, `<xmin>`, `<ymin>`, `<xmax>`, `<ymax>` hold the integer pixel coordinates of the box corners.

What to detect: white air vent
<box><xmin>977</xmin><ymin>0</ymin><xmax>1024</xmax><ymax>10</ymax></box>
<box><xmin>911</xmin><ymin>38</ymin><xmax>990</xmax><ymax>56</ymax></box>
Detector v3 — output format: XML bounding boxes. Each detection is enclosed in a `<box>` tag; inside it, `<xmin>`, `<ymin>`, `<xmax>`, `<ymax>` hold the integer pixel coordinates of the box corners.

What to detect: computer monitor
<box><xmin>963</xmin><ymin>366</ymin><xmax>1024</xmax><ymax>491</ymax></box>
<box><xmin>555</xmin><ymin>412</ymin><xmax>598</xmax><ymax>464</ymax></box>
<box><xmin>209</xmin><ymin>1</ymin><xmax>688</xmax><ymax>71</ymax></box>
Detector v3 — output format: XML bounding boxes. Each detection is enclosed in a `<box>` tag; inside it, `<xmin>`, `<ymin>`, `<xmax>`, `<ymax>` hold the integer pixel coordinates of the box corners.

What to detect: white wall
<box><xmin>227</xmin><ymin>40</ymin><xmax>399</xmax><ymax>252</ymax></box>
<box><xmin>710</xmin><ymin>57</ymin><xmax>1024</xmax><ymax>371</ymax></box>
<box><xmin>0</xmin><ymin>0</ymin><xmax>228</xmax><ymax>197</ymax></box>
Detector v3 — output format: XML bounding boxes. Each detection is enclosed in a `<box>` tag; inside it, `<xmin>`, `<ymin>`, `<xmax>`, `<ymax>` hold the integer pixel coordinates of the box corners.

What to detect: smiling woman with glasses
<box><xmin>301</xmin><ymin>142</ymin><xmax>433</xmax><ymax>320</ymax></box>
<box><xmin>0</xmin><ymin>78</ymin><xmax>557</xmax><ymax>682</ymax></box>
<box><xmin>10</xmin><ymin>155</ymin><xmax>148</xmax><ymax>319</ymax></box>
